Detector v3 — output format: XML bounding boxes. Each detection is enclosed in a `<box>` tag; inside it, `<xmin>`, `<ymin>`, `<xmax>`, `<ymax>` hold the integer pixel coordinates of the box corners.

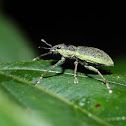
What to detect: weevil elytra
<box><xmin>33</xmin><ymin>39</ymin><xmax>114</xmax><ymax>93</ymax></box>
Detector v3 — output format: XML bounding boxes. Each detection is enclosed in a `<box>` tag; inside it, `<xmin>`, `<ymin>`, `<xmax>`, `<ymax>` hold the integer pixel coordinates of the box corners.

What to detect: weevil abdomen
<box><xmin>75</xmin><ymin>46</ymin><xmax>114</xmax><ymax>66</ymax></box>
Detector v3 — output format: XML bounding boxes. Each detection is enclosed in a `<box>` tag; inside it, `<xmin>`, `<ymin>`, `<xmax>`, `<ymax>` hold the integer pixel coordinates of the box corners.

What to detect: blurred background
<box><xmin>0</xmin><ymin>1</ymin><xmax>126</xmax><ymax>64</ymax></box>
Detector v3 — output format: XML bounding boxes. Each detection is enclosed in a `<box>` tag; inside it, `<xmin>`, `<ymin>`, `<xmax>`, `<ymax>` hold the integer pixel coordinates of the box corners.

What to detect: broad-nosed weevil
<box><xmin>33</xmin><ymin>39</ymin><xmax>114</xmax><ymax>94</ymax></box>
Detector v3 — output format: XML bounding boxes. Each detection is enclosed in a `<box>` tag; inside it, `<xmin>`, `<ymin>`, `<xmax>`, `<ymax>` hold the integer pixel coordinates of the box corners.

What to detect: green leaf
<box><xmin>0</xmin><ymin>90</ymin><xmax>52</xmax><ymax>126</ymax></box>
<box><xmin>0</xmin><ymin>60</ymin><xmax>126</xmax><ymax>126</ymax></box>
<box><xmin>0</xmin><ymin>13</ymin><xmax>37</xmax><ymax>63</ymax></box>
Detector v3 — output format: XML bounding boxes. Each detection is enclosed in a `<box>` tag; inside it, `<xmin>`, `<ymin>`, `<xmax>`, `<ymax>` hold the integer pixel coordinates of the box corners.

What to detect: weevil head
<box><xmin>50</xmin><ymin>44</ymin><xmax>77</xmax><ymax>58</ymax></box>
<box><xmin>50</xmin><ymin>44</ymin><xmax>66</xmax><ymax>53</ymax></box>
<box><xmin>40</xmin><ymin>39</ymin><xmax>77</xmax><ymax>58</ymax></box>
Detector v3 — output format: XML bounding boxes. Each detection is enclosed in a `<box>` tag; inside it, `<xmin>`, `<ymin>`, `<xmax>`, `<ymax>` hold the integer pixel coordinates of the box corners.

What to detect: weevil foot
<box><xmin>106</xmin><ymin>83</ymin><xmax>112</xmax><ymax>94</ymax></box>
<box><xmin>32</xmin><ymin>57</ymin><xmax>39</xmax><ymax>61</ymax></box>
<box><xmin>109</xmin><ymin>89</ymin><xmax>113</xmax><ymax>94</ymax></box>
<box><xmin>33</xmin><ymin>77</ymin><xmax>43</xmax><ymax>85</ymax></box>
<box><xmin>74</xmin><ymin>78</ymin><xmax>78</xmax><ymax>84</ymax></box>
<box><xmin>32</xmin><ymin>81</ymin><xmax>39</xmax><ymax>85</ymax></box>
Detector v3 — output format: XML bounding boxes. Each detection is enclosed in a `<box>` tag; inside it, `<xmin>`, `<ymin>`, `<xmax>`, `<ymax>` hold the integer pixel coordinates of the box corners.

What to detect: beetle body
<box><xmin>33</xmin><ymin>40</ymin><xmax>114</xmax><ymax>93</ymax></box>
<box><xmin>50</xmin><ymin>44</ymin><xmax>114</xmax><ymax>66</ymax></box>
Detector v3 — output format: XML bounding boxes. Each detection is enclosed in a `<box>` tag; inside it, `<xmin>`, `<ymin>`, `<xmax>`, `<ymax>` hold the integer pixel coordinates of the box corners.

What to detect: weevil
<box><xmin>33</xmin><ymin>39</ymin><xmax>114</xmax><ymax>93</ymax></box>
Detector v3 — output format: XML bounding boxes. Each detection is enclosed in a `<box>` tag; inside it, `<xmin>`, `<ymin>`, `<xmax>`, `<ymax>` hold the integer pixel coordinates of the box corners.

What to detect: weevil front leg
<box><xmin>33</xmin><ymin>57</ymin><xmax>66</xmax><ymax>84</ymax></box>
<box><xmin>32</xmin><ymin>52</ymin><xmax>51</xmax><ymax>61</ymax></box>
<box><xmin>84</xmin><ymin>65</ymin><xmax>112</xmax><ymax>94</ymax></box>
<box><xmin>74</xmin><ymin>61</ymin><xmax>78</xmax><ymax>84</ymax></box>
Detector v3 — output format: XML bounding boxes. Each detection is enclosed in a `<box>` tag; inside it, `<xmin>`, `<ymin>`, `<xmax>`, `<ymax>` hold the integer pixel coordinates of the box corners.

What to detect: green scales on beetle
<box><xmin>33</xmin><ymin>39</ymin><xmax>114</xmax><ymax>94</ymax></box>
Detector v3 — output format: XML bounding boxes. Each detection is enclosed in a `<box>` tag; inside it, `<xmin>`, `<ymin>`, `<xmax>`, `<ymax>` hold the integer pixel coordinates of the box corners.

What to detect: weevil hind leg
<box><xmin>74</xmin><ymin>61</ymin><xmax>78</xmax><ymax>84</ymax></box>
<box><xmin>33</xmin><ymin>57</ymin><xmax>66</xmax><ymax>85</ymax></box>
<box><xmin>84</xmin><ymin>65</ymin><xmax>112</xmax><ymax>93</ymax></box>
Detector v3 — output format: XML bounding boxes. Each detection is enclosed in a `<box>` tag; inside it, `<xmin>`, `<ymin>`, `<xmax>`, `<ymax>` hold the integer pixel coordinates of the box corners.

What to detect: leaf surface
<box><xmin>0</xmin><ymin>60</ymin><xmax>126</xmax><ymax>126</ymax></box>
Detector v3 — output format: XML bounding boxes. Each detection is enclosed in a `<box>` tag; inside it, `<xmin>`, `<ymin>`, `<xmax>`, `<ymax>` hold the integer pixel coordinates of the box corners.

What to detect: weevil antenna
<box><xmin>32</xmin><ymin>51</ymin><xmax>52</xmax><ymax>61</ymax></box>
<box><xmin>38</xmin><ymin>46</ymin><xmax>50</xmax><ymax>50</ymax></box>
<box><xmin>41</xmin><ymin>39</ymin><xmax>52</xmax><ymax>47</ymax></box>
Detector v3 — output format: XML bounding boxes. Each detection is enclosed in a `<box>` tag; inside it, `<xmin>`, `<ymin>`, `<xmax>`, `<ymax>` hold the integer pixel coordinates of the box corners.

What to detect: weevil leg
<box><xmin>33</xmin><ymin>57</ymin><xmax>66</xmax><ymax>85</ymax></box>
<box><xmin>74</xmin><ymin>61</ymin><xmax>78</xmax><ymax>83</ymax></box>
<box><xmin>32</xmin><ymin>56</ymin><xmax>41</xmax><ymax>61</ymax></box>
<box><xmin>84</xmin><ymin>65</ymin><xmax>112</xmax><ymax>93</ymax></box>
<box><xmin>32</xmin><ymin>54</ymin><xmax>45</xmax><ymax>61</ymax></box>
<box><xmin>32</xmin><ymin>52</ymin><xmax>51</xmax><ymax>61</ymax></box>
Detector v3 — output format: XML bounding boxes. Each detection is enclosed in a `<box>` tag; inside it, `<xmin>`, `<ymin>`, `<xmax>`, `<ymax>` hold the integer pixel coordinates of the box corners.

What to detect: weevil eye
<box><xmin>57</xmin><ymin>46</ymin><xmax>61</xmax><ymax>49</ymax></box>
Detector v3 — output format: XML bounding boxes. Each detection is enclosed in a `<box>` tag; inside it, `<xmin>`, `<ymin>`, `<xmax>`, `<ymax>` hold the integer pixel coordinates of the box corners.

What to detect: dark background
<box><xmin>2</xmin><ymin>1</ymin><xmax>126</xmax><ymax>58</ymax></box>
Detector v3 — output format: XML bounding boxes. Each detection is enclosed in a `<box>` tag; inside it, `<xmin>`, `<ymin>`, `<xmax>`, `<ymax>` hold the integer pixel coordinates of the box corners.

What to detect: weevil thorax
<box><xmin>50</xmin><ymin>44</ymin><xmax>77</xmax><ymax>58</ymax></box>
